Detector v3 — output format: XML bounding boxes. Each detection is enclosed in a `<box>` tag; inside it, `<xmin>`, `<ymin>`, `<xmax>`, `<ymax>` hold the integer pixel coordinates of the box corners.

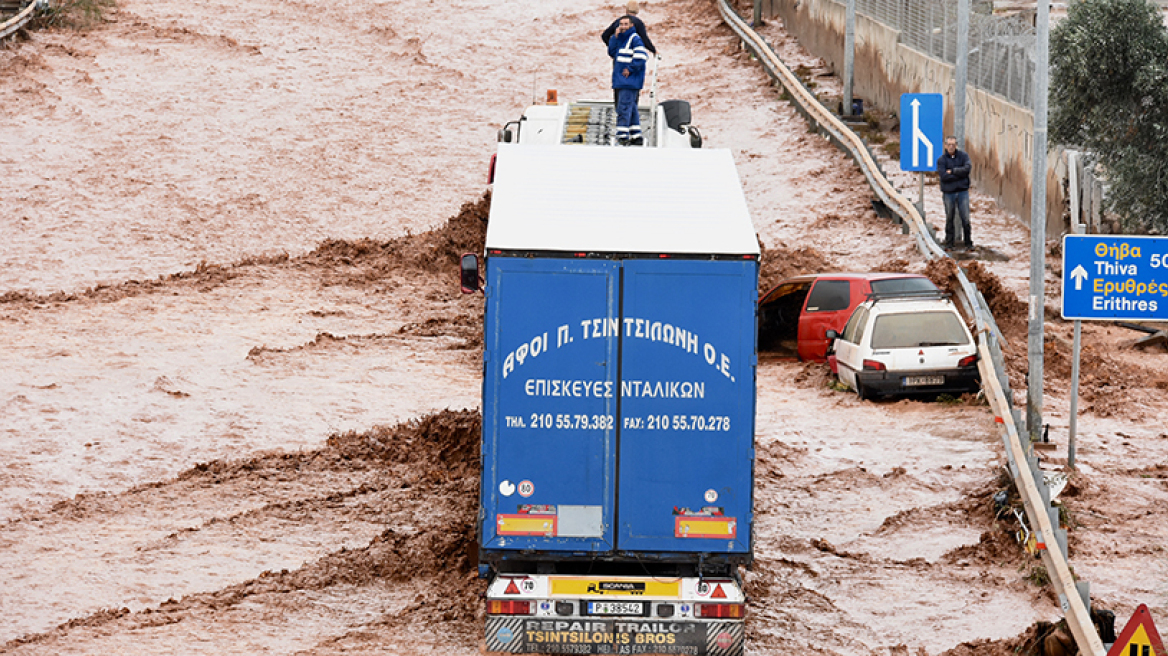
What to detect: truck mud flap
<box><xmin>485</xmin><ymin>617</ymin><xmax>744</xmax><ymax>656</ymax></box>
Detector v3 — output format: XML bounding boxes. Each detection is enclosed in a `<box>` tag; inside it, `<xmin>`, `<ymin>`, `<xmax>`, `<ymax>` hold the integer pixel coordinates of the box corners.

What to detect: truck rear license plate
<box><xmin>904</xmin><ymin>375</ymin><xmax>944</xmax><ymax>386</ymax></box>
<box><xmin>586</xmin><ymin>601</ymin><xmax>645</xmax><ymax>616</ymax></box>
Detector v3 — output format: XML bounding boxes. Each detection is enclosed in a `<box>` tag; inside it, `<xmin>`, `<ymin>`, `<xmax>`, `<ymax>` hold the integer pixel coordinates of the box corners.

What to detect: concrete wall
<box><xmin>767</xmin><ymin>0</ymin><xmax>1064</xmax><ymax>231</ymax></box>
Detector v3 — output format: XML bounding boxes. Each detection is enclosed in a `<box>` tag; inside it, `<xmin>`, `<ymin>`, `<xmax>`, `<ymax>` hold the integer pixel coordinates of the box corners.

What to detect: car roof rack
<box><xmin>866</xmin><ymin>289</ymin><xmax>950</xmax><ymax>303</ymax></box>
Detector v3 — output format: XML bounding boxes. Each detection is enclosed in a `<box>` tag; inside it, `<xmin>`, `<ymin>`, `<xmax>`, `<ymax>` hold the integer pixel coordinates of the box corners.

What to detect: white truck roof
<box><xmin>486</xmin><ymin>144</ymin><xmax>759</xmax><ymax>256</ymax></box>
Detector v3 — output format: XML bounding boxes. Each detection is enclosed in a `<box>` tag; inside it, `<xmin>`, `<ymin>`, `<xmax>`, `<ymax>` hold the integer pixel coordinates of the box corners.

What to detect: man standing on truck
<box><xmin>601</xmin><ymin>1</ymin><xmax>656</xmax><ymax>56</ymax></box>
<box><xmin>937</xmin><ymin>136</ymin><xmax>973</xmax><ymax>251</ymax></box>
<box><xmin>609</xmin><ymin>16</ymin><xmax>648</xmax><ymax>146</ymax></box>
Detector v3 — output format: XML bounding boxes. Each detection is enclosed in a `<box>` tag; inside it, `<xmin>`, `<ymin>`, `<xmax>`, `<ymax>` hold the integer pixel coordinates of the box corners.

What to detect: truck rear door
<box><xmin>616</xmin><ymin>259</ymin><xmax>756</xmax><ymax>555</ymax></box>
<box><xmin>480</xmin><ymin>258</ymin><xmax>619</xmax><ymax>553</ymax></box>
<box><xmin>480</xmin><ymin>257</ymin><xmax>756</xmax><ymax>557</ymax></box>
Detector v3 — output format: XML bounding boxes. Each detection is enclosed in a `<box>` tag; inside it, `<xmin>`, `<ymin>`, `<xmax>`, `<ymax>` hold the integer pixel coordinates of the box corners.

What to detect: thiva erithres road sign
<box><xmin>1062</xmin><ymin>235</ymin><xmax>1168</xmax><ymax>321</ymax></box>
<box><xmin>899</xmin><ymin>93</ymin><xmax>944</xmax><ymax>172</ymax></box>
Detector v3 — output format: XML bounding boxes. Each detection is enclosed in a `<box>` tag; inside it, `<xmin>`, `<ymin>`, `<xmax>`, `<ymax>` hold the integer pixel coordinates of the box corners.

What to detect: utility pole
<box><xmin>955</xmin><ymin>0</ymin><xmax>970</xmax><ymax>147</ymax></box>
<box><xmin>1027</xmin><ymin>0</ymin><xmax>1050</xmax><ymax>442</ymax></box>
<box><xmin>844</xmin><ymin>0</ymin><xmax>856</xmax><ymax>115</ymax></box>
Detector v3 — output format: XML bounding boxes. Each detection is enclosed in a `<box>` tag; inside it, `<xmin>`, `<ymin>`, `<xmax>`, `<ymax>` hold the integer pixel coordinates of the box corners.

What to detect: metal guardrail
<box><xmin>714</xmin><ymin>2</ymin><xmax>1105</xmax><ymax>654</ymax></box>
<box><xmin>1</xmin><ymin>0</ymin><xmax>42</xmax><ymax>41</ymax></box>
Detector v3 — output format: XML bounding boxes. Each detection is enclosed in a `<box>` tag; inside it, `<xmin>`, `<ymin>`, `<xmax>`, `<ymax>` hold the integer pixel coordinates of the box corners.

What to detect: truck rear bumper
<box><xmin>484</xmin><ymin>573</ymin><xmax>746</xmax><ymax>655</ymax></box>
<box><xmin>486</xmin><ymin>616</ymin><xmax>744</xmax><ymax>655</ymax></box>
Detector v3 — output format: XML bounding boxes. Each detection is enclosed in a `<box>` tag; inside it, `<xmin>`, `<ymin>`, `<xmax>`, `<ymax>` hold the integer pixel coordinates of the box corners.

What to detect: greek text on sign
<box><xmin>502</xmin><ymin>316</ymin><xmax>738</xmax><ymax>383</ymax></box>
<box><xmin>1062</xmin><ymin>235</ymin><xmax>1168</xmax><ymax>321</ymax></box>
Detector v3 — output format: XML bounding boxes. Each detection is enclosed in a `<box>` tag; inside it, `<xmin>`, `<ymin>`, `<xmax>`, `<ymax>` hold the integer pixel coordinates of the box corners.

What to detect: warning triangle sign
<box><xmin>711</xmin><ymin>583</ymin><xmax>727</xmax><ymax>599</ymax></box>
<box><xmin>1107</xmin><ymin>604</ymin><xmax>1166</xmax><ymax>656</ymax></box>
<box><xmin>504</xmin><ymin>579</ymin><xmax>521</xmax><ymax>595</ymax></box>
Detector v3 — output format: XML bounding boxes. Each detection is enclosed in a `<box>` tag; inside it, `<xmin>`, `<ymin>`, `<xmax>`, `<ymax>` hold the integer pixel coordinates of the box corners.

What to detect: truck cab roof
<box><xmin>487</xmin><ymin>144</ymin><xmax>759</xmax><ymax>257</ymax></box>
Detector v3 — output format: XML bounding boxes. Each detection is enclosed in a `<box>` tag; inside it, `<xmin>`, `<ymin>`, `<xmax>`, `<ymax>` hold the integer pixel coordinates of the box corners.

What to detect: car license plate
<box><xmin>904</xmin><ymin>375</ymin><xmax>944</xmax><ymax>386</ymax></box>
<box><xmin>587</xmin><ymin>601</ymin><xmax>645</xmax><ymax>616</ymax></box>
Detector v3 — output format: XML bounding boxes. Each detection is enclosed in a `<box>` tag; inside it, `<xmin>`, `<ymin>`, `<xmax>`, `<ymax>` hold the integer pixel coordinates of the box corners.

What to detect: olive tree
<box><xmin>1050</xmin><ymin>0</ymin><xmax>1168</xmax><ymax>233</ymax></box>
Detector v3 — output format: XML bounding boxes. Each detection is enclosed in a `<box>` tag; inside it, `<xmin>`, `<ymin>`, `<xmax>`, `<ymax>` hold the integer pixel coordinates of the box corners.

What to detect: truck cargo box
<box><xmin>479</xmin><ymin>145</ymin><xmax>758</xmax><ymax>565</ymax></box>
<box><xmin>475</xmin><ymin>144</ymin><xmax>759</xmax><ymax>656</ymax></box>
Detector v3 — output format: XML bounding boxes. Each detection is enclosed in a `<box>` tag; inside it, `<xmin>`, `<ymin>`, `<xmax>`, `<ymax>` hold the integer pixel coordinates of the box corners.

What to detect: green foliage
<box><xmin>881</xmin><ymin>140</ymin><xmax>900</xmax><ymax>160</ymax></box>
<box><xmin>1050</xmin><ymin>0</ymin><xmax>1168</xmax><ymax>233</ymax></box>
<box><xmin>31</xmin><ymin>0</ymin><xmax>115</xmax><ymax>30</ymax></box>
<box><xmin>1023</xmin><ymin>564</ymin><xmax>1051</xmax><ymax>586</ymax></box>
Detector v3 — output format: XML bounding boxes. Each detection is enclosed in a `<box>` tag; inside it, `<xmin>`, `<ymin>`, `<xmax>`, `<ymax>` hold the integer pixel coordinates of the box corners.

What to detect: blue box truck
<box><xmin>463</xmin><ymin>143</ymin><xmax>758</xmax><ymax>655</ymax></box>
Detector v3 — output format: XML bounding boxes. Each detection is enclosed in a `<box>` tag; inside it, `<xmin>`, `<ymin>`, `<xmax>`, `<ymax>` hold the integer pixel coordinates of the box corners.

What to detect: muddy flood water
<box><xmin>3</xmin><ymin>0</ymin><xmax>1168</xmax><ymax>654</ymax></box>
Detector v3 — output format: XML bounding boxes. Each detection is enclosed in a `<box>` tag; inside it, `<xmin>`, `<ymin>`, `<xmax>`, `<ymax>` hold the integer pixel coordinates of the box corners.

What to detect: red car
<box><xmin>758</xmin><ymin>272</ymin><xmax>938</xmax><ymax>362</ymax></box>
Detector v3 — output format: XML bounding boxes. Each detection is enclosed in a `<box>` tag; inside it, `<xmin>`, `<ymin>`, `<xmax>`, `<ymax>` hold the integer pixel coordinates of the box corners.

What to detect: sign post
<box><xmin>899</xmin><ymin>93</ymin><xmax>943</xmax><ymax>222</ymax></box>
<box><xmin>1062</xmin><ymin>235</ymin><xmax>1168</xmax><ymax>468</ymax></box>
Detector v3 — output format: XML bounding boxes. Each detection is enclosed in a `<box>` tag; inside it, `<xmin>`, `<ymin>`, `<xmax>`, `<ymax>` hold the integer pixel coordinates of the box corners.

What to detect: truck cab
<box><xmin>466</xmin><ymin>144</ymin><xmax>757</xmax><ymax>655</ymax></box>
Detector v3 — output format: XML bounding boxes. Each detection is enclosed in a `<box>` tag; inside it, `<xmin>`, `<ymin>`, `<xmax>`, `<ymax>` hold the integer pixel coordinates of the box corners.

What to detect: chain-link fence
<box><xmin>856</xmin><ymin>0</ymin><xmax>1037</xmax><ymax>109</ymax></box>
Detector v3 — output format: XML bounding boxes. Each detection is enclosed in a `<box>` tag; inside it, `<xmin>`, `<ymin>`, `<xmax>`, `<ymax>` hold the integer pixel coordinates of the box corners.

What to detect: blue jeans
<box><xmin>943</xmin><ymin>190</ymin><xmax>971</xmax><ymax>246</ymax></box>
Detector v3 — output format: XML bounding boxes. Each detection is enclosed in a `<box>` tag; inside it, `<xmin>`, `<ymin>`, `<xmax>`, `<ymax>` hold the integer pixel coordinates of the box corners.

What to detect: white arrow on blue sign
<box><xmin>899</xmin><ymin>93</ymin><xmax>944</xmax><ymax>172</ymax></box>
<box><xmin>1062</xmin><ymin>235</ymin><xmax>1168</xmax><ymax>321</ymax></box>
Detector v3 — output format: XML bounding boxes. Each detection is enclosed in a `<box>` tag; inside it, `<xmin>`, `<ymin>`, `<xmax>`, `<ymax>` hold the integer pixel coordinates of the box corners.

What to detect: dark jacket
<box><xmin>937</xmin><ymin>149</ymin><xmax>972</xmax><ymax>193</ymax></box>
<box><xmin>609</xmin><ymin>29</ymin><xmax>647</xmax><ymax>90</ymax></box>
<box><xmin>601</xmin><ymin>15</ymin><xmax>656</xmax><ymax>54</ymax></box>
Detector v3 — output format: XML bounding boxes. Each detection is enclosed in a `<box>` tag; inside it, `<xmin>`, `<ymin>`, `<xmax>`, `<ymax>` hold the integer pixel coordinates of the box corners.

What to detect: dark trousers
<box><xmin>614</xmin><ymin>88</ymin><xmax>641</xmax><ymax>141</ymax></box>
<box><xmin>943</xmin><ymin>190</ymin><xmax>971</xmax><ymax>246</ymax></box>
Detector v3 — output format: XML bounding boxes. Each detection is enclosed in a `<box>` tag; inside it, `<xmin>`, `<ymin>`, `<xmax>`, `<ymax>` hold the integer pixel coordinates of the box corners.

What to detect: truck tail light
<box><xmin>862</xmin><ymin>359</ymin><xmax>886</xmax><ymax>371</ymax></box>
<box><xmin>958</xmin><ymin>354</ymin><xmax>978</xmax><ymax>367</ymax></box>
<box><xmin>488</xmin><ymin>600</ymin><xmax>533</xmax><ymax>615</ymax></box>
<box><xmin>697</xmin><ymin>603</ymin><xmax>745</xmax><ymax>619</ymax></box>
<box><xmin>488</xmin><ymin>153</ymin><xmax>498</xmax><ymax>184</ymax></box>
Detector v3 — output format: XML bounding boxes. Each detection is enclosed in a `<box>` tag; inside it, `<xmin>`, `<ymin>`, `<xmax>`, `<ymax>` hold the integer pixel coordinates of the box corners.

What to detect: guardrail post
<box><xmin>1076</xmin><ymin>581</ymin><xmax>1091</xmax><ymax>614</ymax></box>
<box><xmin>1050</xmin><ymin>507</ymin><xmax>1067</xmax><ymax>557</ymax></box>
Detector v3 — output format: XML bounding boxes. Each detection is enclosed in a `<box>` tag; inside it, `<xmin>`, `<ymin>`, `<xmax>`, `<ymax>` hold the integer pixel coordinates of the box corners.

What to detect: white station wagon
<box><xmin>827</xmin><ymin>293</ymin><xmax>981</xmax><ymax>399</ymax></box>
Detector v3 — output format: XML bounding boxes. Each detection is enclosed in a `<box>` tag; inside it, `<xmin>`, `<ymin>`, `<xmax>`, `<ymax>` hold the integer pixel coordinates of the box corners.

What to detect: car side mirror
<box><xmin>825</xmin><ymin>330</ymin><xmax>840</xmax><ymax>341</ymax></box>
<box><xmin>460</xmin><ymin>253</ymin><xmax>481</xmax><ymax>294</ymax></box>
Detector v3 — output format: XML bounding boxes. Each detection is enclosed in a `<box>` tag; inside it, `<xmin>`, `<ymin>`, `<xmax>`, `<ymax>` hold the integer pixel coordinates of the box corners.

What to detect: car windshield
<box><xmin>870</xmin><ymin>311</ymin><xmax>970</xmax><ymax>349</ymax></box>
<box><xmin>869</xmin><ymin>278</ymin><xmax>938</xmax><ymax>294</ymax></box>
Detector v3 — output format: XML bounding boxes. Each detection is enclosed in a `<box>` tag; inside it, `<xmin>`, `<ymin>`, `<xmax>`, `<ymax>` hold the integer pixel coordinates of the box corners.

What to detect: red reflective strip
<box><xmin>697</xmin><ymin>603</ymin><xmax>744</xmax><ymax>619</ymax></box>
<box><xmin>488</xmin><ymin>600</ymin><xmax>533</xmax><ymax>615</ymax></box>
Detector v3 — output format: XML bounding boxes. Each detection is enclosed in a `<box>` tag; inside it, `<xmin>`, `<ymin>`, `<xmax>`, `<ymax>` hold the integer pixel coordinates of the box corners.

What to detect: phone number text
<box><xmin>502</xmin><ymin>414</ymin><xmax>731</xmax><ymax>432</ymax></box>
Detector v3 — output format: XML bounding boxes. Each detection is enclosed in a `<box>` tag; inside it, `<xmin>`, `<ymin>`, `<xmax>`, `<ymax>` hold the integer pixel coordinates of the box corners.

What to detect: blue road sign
<box><xmin>1062</xmin><ymin>235</ymin><xmax>1168</xmax><ymax>321</ymax></box>
<box><xmin>899</xmin><ymin>93</ymin><xmax>944</xmax><ymax>172</ymax></box>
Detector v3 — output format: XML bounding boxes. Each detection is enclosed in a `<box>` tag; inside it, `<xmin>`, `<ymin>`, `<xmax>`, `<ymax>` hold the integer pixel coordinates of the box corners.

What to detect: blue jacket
<box><xmin>609</xmin><ymin>29</ymin><xmax>648</xmax><ymax>90</ymax></box>
<box><xmin>936</xmin><ymin>149</ymin><xmax>972</xmax><ymax>193</ymax></box>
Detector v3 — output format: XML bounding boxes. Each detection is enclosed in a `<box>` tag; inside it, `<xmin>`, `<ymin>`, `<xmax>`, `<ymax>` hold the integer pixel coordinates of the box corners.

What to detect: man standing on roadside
<box><xmin>937</xmin><ymin>136</ymin><xmax>973</xmax><ymax>250</ymax></box>
<box><xmin>609</xmin><ymin>16</ymin><xmax>648</xmax><ymax>146</ymax></box>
